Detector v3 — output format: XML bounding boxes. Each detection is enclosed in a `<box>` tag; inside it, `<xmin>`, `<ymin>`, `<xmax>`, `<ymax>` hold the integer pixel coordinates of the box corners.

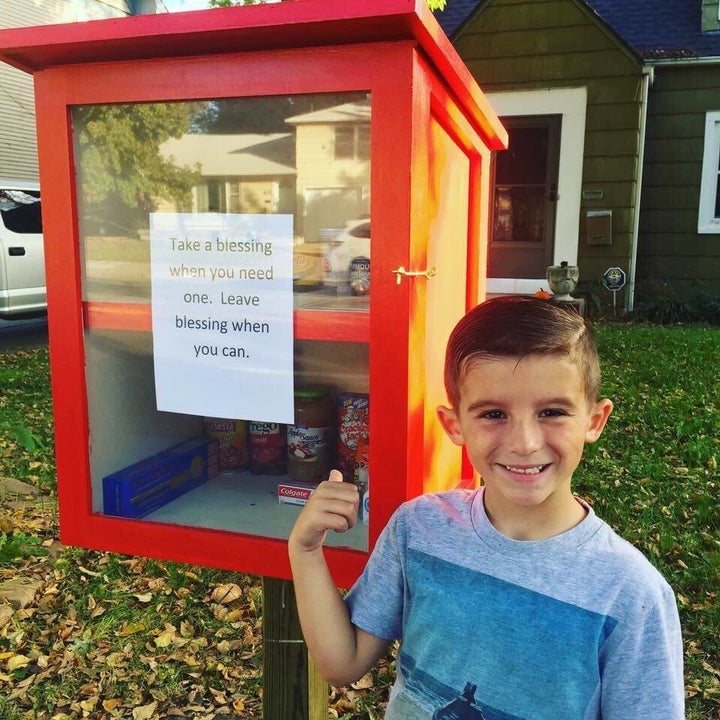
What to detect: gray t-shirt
<box><xmin>346</xmin><ymin>487</ymin><xmax>684</xmax><ymax>719</ymax></box>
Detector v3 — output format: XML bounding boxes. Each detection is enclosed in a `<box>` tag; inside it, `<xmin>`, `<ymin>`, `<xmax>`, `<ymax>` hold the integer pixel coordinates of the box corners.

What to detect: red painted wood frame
<box><xmin>5</xmin><ymin>6</ymin><xmax>506</xmax><ymax>589</ymax></box>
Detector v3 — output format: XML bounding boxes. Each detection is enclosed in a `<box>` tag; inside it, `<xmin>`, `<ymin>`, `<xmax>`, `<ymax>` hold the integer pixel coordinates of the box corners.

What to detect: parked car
<box><xmin>0</xmin><ymin>180</ymin><xmax>45</xmax><ymax>317</ymax></box>
<box><xmin>322</xmin><ymin>218</ymin><xmax>370</xmax><ymax>293</ymax></box>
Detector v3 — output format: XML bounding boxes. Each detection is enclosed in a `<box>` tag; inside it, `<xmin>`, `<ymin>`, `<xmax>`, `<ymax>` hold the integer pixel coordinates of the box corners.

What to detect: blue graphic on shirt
<box><xmin>432</xmin><ymin>683</ymin><xmax>486</xmax><ymax>719</ymax></box>
<box><xmin>397</xmin><ymin>549</ymin><xmax>618</xmax><ymax>720</ymax></box>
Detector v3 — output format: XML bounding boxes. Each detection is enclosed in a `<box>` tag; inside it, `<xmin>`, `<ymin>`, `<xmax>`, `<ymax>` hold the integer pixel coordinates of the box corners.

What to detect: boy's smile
<box><xmin>438</xmin><ymin>354</ymin><xmax>613</xmax><ymax>540</ymax></box>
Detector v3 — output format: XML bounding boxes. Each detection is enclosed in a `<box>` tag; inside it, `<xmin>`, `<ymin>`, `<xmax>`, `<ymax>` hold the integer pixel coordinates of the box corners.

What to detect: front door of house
<box><xmin>488</xmin><ymin>115</ymin><xmax>561</xmax><ymax>279</ymax></box>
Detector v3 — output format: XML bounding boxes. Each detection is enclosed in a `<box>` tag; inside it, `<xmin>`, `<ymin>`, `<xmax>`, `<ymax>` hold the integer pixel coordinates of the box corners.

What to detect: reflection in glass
<box><xmin>73</xmin><ymin>93</ymin><xmax>371</xmax><ymax>304</ymax></box>
<box><xmin>493</xmin><ymin>187</ymin><xmax>545</xmax><ymax>244</ymax></box>
<box><xmin>492</xmin><ymin>125</ymin><xmax>549</xmax><ymax>244</ymax></box>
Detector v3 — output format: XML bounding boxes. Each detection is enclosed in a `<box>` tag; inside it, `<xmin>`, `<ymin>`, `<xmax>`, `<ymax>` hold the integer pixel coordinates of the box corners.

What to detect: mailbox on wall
<box><xmin>0</xmin><ymin>0</ymin><xmax>506</xmax><ymax>588</ymax></box>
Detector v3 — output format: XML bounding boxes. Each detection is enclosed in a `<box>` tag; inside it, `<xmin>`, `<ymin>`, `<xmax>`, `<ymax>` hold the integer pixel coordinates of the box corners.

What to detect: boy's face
<box><xmin>437</xmin><ymin>354</ymin><xmax>612</xmax><ymax>534</ymax></box>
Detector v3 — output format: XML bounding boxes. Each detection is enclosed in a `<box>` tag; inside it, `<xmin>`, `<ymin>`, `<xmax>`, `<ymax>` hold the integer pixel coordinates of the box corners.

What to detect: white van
<box><xmin>0</xmin><ymin>180</ymin><xmax>45</xmax><ymax>317</ymax></box>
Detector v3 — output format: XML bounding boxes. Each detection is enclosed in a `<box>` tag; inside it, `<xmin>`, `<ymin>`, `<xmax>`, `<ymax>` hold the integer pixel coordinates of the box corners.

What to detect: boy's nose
<box><xmin>508</xmin><ymin>418</ymin><xmax>544</xmax><ymax>455</ymax></box>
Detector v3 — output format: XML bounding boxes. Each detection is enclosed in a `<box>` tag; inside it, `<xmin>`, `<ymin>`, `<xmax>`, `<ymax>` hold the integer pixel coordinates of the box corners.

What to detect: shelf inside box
<box><xmin>83</xmin><ymin>291</ymin><xmax>369</xmax><ymax>342</ymax></box>
<box><xmin>140</xmin><ymin>471</ymin><xmax>368</xmax><ymax>551</ymax></box>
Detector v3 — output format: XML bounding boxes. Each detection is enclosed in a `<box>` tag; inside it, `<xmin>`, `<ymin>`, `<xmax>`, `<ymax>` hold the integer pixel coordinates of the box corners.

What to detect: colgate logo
<box><xmin>279</xmin><ymin>486</ymin><xmax>311</xmax><ymax>499</ymax></box>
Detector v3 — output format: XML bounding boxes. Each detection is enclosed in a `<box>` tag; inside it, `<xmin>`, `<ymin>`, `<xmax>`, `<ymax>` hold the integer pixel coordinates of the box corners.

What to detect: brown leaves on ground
<box><xmin>0</xmin><ymin>487</ymin><xmax>392</xmax><ymax>719</ymax></box>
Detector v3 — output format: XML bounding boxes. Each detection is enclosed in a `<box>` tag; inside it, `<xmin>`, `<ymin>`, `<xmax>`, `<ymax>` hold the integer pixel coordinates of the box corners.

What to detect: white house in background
<box><xmin>159</xmin><ymin>99</ymin><xmax>371</xmax><ymax>245</ymax></box>
<box><xmin>285</xmin><ymin>99</ymin><xmax>371</xmax><ymax>244</ymax></box>
<box><xmin>159</xmin><ymin>133</ymin><xmax>296</xmax><ymax>216</ymax></box>
<box><xmin>0</xmin><ymin>0</ymin><xmax>163</xmax><ymax>182</ymax></box>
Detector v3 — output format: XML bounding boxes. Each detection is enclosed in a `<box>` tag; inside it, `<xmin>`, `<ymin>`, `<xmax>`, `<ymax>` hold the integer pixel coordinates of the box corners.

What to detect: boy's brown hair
<box><xmin>444</xmin><ymin>295</ymin><xmax>601</xmax><ymax>409</ymax></box>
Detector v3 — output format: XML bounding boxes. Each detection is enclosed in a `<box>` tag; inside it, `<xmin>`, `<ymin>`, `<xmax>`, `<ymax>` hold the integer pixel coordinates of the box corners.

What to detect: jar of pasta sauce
<box><xmin>248</xmin><ymin>422</ymin><xmax>286</xmax><ymax>475</ymax></box>
<box><xmin>287</xmin><ymin>386</ymin><xmax>335</xmax><ymax>483</ymax></box>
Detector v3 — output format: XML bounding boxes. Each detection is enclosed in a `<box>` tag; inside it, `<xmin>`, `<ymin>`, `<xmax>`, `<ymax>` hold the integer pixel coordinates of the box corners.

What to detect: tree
<box><xmin>74</xmin><ymin>102</ymin><xmax>201</xmax><ymax>232</ymax></box>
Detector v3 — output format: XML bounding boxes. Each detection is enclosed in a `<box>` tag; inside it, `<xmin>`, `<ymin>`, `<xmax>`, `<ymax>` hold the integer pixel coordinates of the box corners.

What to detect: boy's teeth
<box><xmin>505</xmin><ymin>465</ymin><xmax>545</xmax><ymax>474</ymax></box>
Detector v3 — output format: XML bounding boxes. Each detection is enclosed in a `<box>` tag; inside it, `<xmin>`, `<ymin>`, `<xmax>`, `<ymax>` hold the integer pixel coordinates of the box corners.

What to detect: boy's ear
<box><xmin>437</xmin><ymin>405</ymin><xmax>464</xmax><ymax>446</ymax></box>
<box><xmin>585</xmin><ymin>398</ymin><xmax>613</xmax><ymax>443</ymax></box>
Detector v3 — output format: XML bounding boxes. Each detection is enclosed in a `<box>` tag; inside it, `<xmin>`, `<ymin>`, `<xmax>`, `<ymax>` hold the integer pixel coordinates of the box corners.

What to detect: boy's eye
<box><xmin>479</xmin><ymin>409</ymin><xmax>505</xmax><ymax>420</ymax></box>
<box><xmin>540</xmin><ymin>408</ymin><xmax>568</xmax><ymax>418</ymax></box>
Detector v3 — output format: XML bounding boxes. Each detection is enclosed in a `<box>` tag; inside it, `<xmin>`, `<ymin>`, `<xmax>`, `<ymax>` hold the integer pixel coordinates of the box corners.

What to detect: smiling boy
<box><xmin>289</xmin><ymin>295</ymin><xmax>684</xmax><ymax>719</ymax></box>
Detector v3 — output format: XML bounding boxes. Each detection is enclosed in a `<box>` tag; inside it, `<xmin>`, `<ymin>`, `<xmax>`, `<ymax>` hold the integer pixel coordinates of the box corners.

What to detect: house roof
<box><xmin>436</xmin><ymin>0</ymin><xmax>720</xmax><ymax>60</ymax></box>
<box><xmin>586</xmin><ymin>0</ymin><xmax>720</xmax><ymax>59</ymax></box>
<box><xmin>160</xmin><ymin>134</ymin><xmax>295</xmax><ymax>178</ymax></box>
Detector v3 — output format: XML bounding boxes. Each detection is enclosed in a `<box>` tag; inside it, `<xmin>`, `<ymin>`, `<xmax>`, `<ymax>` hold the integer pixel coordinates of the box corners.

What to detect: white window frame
<box><xmin>483</xmin><ymin>87</ymin><xmax>587</xmax><ymax>295</ymax></box>
<box><xmin>698</xmin><ymin>111</ymin><xmax>720</xmax><ymax>234</ymax></box>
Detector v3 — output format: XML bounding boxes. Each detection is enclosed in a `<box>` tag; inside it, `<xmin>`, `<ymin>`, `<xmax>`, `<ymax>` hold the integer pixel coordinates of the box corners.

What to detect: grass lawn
<box><xmin>0</xmin><ymin>323</ymin><xmax>718</xmax><ymax>719</ymax></box>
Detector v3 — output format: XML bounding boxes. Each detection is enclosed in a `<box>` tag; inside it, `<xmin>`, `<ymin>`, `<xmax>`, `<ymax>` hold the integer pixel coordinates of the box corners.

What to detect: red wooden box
<box><xmin>0</xmin><ymin>0</ymin><xmax>506</xmax><ymax>588</ymax></box>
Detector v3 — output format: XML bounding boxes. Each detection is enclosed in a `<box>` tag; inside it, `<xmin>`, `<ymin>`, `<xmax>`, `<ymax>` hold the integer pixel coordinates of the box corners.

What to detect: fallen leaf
<box><xmin>132</xmin><ymin>701</ymin><xmax>158</xmax><ymax>720</ymax></box>
<box><xmin>116</xmin><ymin>621</ymin><xmax>147</xmax><ymax>636</ymax></box>
<box><xmin>0</xmin><ymin>578</ymin><xmax>42</xmax><ymax>609</ymax></box>
<box><xmin>79</xmin><ymin>697</ymin><xmax>98</xmax><ymax>712</ymax></box>
<box><xmin>351</xmin><ymin>673</ymin><xmax>374</xmax><ymax>690</ymax></box>
<box><xmin>77</xmin><ymin>565</ymin><xmax>101</xmax><ymax>577</ymax></box>
<box><xmin>154</xmin><ymin>632</ymin><xmax>173</xmax><ymax>648</ymax></box>
<box><xmin>211</xmin><ymin>583</ymin><xmax>242</xmax><ymax>604</ymax></box>
<box><xmin>90</xmin><ymin>603</ymin><xmax>106</xmax><ymax>618</ymax></box>
<box><xmin>0</xmin><ymin>605</ymin><xmax>13</xmax><ymax>629</ymax></box>
<box><xmin>7</xmin><ymin>654</ymin><xmax>30</xmax><ymax>671</ymax></box>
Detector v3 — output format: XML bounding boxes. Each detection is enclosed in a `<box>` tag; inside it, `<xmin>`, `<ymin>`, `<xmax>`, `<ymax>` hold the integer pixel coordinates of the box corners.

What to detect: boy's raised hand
<box><xmin>289</xmin><ymin>469</ymin><xmax>360</xmax><ymax>554</ymax></box>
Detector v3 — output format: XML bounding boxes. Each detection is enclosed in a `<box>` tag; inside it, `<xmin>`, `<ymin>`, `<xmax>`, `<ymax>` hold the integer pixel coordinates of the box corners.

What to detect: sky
<box><xmin>161</xmin><ymin>0</ymin><xmax>214</xmax><ymax>11</ymax></box>
<box><xmin>160</xmin><ymin>0</ymin><xmax>281</xmax><ymax>11</ymax></box>
<box><xmin>160</xmin><ymin>0</ymin><xmax>281</xmax><ymax>10</ymax></box>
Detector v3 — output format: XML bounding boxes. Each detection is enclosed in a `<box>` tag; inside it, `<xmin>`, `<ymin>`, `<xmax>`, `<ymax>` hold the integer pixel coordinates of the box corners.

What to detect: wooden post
<box><xmin>262</xmin><ymin>576</ymin><xmax>328</xmax><ymax>720</ymax></box>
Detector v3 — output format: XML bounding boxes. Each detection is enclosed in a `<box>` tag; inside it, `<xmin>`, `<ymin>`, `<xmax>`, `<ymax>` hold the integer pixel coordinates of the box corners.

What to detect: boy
<box><xmin>289</xmin><ymin>295</ymin><xmax>684</xmax><ymax>719</ymax></box>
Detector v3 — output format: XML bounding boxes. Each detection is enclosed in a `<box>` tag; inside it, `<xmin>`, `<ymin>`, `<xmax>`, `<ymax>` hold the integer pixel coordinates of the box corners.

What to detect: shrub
<box><xmin>634</xmin><ymin>279</ymin><xmax>720</xmax><ymax>325</ymax></box>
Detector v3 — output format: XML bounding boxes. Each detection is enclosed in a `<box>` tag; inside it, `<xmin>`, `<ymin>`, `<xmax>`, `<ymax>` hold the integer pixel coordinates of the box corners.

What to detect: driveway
<box><xmin>0</xmin><ymin>314</ymin><xmax>48</xmax><ymax>353</ymax></box>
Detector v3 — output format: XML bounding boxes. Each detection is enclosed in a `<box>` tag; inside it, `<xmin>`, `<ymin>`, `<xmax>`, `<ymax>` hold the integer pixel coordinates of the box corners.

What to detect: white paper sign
<box><xmin>150</xmin><ymin>213</ymin><xmax>294</xmax><ymax>423</ymax></box>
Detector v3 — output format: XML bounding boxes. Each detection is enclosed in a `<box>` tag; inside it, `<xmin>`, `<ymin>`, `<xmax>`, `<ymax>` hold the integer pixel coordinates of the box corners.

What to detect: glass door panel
<box><xmin>488</xmin><ymin>115</ymin><xmax>560</xmax><ymax>279</ymax></box>
<box><xmin>72</xmin><ymin>92</ymin><xmax>371</xmax><ymax>550</ymax></box>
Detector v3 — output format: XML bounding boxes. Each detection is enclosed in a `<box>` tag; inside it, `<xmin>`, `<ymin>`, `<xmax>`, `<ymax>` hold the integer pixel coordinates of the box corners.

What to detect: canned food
<box><xmin>203</xmin><ymin>417</ymin><xmax>249</xmax><ymax>472</ymax></box>
<box><xmin>337</xmin><ymin>392</ymin><xmax>369</xmax><ymax>481</ymax></box>
<box><xmin>349</xmin><ymin>256</ymin><xmax>370</xmax><ymax>296</ymax></box>
<box><xmin>354</xmin><ymin>439</ymin><xmax>370</xmax><ymax>490</ymax></box>
<box><xmin>249</xmin><ymin>422</ymin><xmax>286</xmax><ymax>475</ymax></box>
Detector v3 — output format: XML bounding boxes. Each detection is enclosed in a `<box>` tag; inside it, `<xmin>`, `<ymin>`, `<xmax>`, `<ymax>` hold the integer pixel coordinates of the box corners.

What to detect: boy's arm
<box><xmin>288</xmin><ymin>471</ymin><xmax>392</xmax><ymax>687</ymax></box>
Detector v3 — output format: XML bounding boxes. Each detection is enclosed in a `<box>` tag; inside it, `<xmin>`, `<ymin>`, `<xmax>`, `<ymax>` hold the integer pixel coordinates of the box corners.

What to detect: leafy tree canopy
<box><xmin>74</xmin><ymin>102</ymin><xmax>201</xmax><ymax>231</ymax></box>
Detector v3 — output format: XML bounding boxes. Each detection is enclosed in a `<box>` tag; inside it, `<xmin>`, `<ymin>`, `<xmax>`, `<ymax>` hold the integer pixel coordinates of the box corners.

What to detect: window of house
<box><xmin>334</xmin><ymin>125</ymin><xmax>369</xmax><ymax>160</ymax></box>
<box><xmin>698</xmin><ymin>111</ymin><xmax>720</xmax><ymax>233</ymax></box>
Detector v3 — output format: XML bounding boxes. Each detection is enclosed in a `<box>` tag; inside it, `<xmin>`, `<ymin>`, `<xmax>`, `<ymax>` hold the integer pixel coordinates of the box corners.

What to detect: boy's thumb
<box><xmin>328</xmin><ymin>469</ymin><xmax>343</xmax><ymax>483</ymax></box>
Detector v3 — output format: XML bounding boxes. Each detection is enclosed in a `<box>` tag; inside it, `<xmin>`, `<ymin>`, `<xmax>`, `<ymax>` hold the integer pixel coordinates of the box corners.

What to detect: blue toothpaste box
<box><xmin>103</xmin><ymin>437</ymin><xmax>219</xmax><ymax>519</ymax></box>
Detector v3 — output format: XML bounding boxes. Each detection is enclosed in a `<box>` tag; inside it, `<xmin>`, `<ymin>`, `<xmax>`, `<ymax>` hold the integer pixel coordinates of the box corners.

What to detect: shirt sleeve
<box><xmin>600</xmin><ymin>581</ymin><xmax>685</xmax><ymax>719</ymax></box>
<box><xmin>344</xmin><ymin>506</ymin><xmax>407</xmax><ymax>641</ymax></box>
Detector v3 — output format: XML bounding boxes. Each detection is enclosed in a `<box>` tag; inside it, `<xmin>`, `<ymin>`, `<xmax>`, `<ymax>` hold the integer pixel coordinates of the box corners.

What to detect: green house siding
<box><xmin>453</xmin><ymin>0</ymin><xmax>644</xmax><ymax>300</ymax></box>
<box><xmin>638</xmin><ymin>65</ymin><xmax>720</xmax><ymax>286</ymax></box>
